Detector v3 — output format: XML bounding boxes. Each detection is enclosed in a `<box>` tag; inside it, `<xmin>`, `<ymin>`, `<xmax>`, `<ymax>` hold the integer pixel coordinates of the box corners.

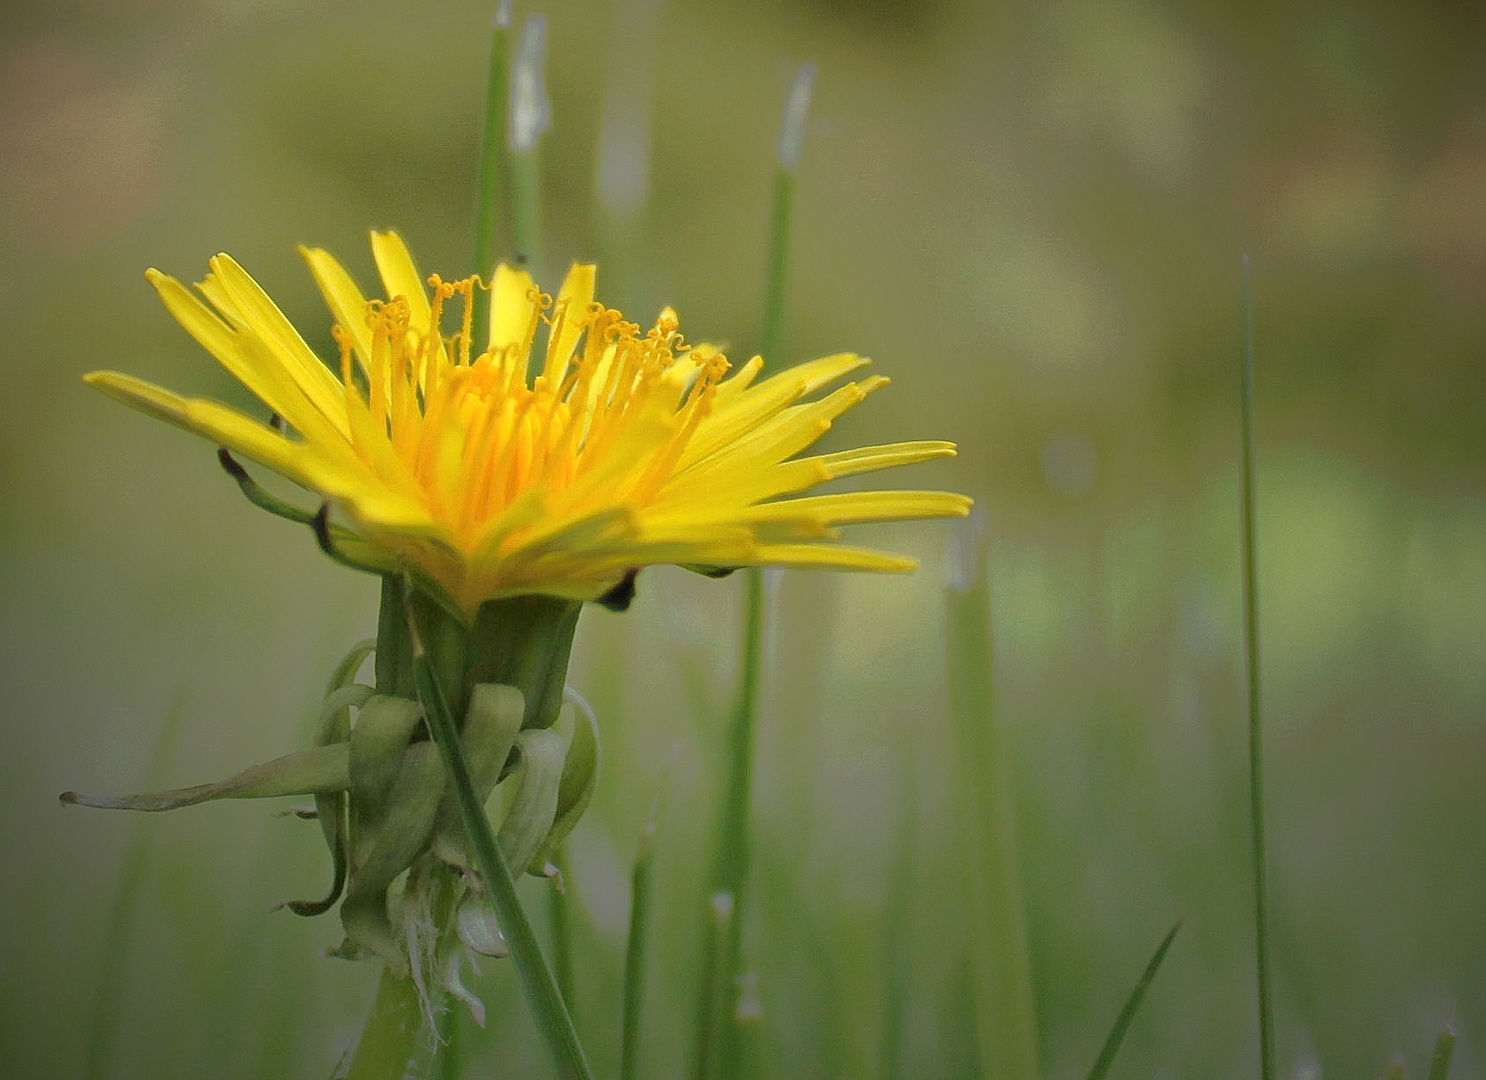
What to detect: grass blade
<box><xmin>1240</xmin><ymin>254</ymin><xmax>1276</xmax><ymax>1080</ymax></box>
<box><xmin>1427</xmin><ymin>1024</ymin><xmax>1457</xmax><ymax>1080</ymax></box>
<box><xmin>693</xmin><ymin>64</ymin><xmax>816</xmax><ymax>1080</ymax></box>
<box><xmin>946</xmin><ymin>511</ymin><xmax>1040</xmax><ymax>1080</ymax></box>
<box><xmin>1084</xmin><ymin>919</ymin><xmax>1184</xmax><ymax>1080</ymax></box>
<box><xmin>620</xmin><ymin>812</ymin><xmax>658</xmax><ymax>1080</ymax></box>
<box><xmin>509</xmin><ymin>13</ymin><xmax>549</xmax><ymax>272</ymax></box>
<box><xmin>81</xmin><ymin>687</ymin><xmax>189</xmax><ymax>1080</ymax></box>
<box><xmin>471</xmin><ymin>0</ymin><xmax>513</xmax><ymax>337</ymax></box>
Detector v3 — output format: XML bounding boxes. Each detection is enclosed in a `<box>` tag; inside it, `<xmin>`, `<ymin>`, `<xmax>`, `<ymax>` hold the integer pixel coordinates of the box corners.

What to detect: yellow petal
<box><xmin>300</xmin><ymin>245</ymin><xmax>373</xmax><ymax>368</ymax></box>
<box><xmin>746</xmin><ymin>543</ymin><xmax>919</xmax><ymax>573</ymax></box>
<box><xmin>543</xmin><ymin>263</ymin><xmax>595</xmax><ymax>384</ymax></box>
<box><xmin>206</xmin><ymin>255</ymin><xmax>348</xmax><ymax>434</ymax></box>
<box><xmin>489</xmin><ymin>263</ymin><xmax>537</xmax><ymax>351</ymax></box>
<box><xmin>146</xmin><ymin>270</ymin><xmax>344</xmax><ymax>446</ymax></box>
<box><xmin>740</xmin><ymin>490</ymin><xmax>973</xmax><ymax>525</ymax></box>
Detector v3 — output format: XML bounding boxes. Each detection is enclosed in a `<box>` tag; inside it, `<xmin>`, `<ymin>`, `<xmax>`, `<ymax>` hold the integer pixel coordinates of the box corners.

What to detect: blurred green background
<box><xmin>3</xmin><ymin>0</ymin><xmax>1485</xmax><ymax>1077</ymax></box>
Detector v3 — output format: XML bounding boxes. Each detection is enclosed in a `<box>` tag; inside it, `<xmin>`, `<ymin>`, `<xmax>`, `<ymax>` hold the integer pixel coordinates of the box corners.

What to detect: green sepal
<box><xmin>431</xmin><ymin>683</ymin><xmax>525</xmax><ymax>870</ymax></box>
<box><xmin>338</xmin><ymin>742</ymin><xmax>447</xmax><ymax>971</ymax></box>
<box><xmin>60</xmin><ymin>743</ymin><xmax>349</xmax><ymax>812</ymax></box>
<box><xmin>325</xmin><ymin>638</ymin><xmax>377</xmax><ymax>699</ymax></box>
<box><xmin>530</xmin><ymin>691</ymin><xmax>601</xmax><ymax>873</ymax></box>
<box><xmin>496</xmin><ymin>729</ymin><xmax>566</xmax><ymax>878</ymax></box>
<box><xmin>349</xmin><ymin>695</ymin><xmax>425</xmax><ymax>820</ymax></box>
<box><xmin>681</xmin><ymin>564</ymin><xmax>739</xmax><ymax>579</ymax></box>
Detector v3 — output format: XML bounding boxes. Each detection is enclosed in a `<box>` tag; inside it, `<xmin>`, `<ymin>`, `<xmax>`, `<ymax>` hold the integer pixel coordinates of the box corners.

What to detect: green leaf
<box><xmin>60</xmin><ymin>743</ymin><xmax>350</xmax><ymax>812</ymax></box>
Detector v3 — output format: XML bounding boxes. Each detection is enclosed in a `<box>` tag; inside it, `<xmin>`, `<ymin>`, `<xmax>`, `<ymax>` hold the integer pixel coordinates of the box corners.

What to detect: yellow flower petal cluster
<box><xmin>87</xmin><ymin>232</ymin><xmax>970</xmax><ymax>613</ymax></box>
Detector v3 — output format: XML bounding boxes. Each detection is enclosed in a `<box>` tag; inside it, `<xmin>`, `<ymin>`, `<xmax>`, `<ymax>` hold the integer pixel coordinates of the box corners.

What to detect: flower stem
<box><xmin>946</xmin><ymin>513</ymin><xmax>1040</xmax><ymax>1080</ymax></box>
<box><xmin>403</xmin><ymin>582</ymin><xmax>594</xmax><ymax>1080</ymax></box>
<box><xmin>472</xmin><ymin>1</ymin><xmax>514</xmax><ymax>339</ymax></box>
<box><xmin>1240</xmin><ymin>255</ymin><xmax>1276</xmax><ymax>1080</ymax></box>
<box><xmin>345</xmin><ymin>967</ymin><xmax>426</xmax><ymax>1080</ymax></box>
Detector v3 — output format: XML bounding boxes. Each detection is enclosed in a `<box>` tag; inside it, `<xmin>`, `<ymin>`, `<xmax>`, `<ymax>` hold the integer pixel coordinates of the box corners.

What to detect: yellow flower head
<box><xmin>87</xmin><ymin>232</ymin><xmax>970</xmax><ymax>614</ymax></box>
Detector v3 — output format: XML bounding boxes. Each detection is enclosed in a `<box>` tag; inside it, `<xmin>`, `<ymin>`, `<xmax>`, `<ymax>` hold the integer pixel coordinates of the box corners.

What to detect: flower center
<box><xmin>331</xmin><ymin>274</ymin><xmax>730</xmax><ymax>551</ymax></box>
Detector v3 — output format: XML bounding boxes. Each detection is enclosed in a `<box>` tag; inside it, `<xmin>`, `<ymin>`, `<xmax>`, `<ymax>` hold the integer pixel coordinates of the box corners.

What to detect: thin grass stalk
<box><xmin>620</xmin><ymin>814</ymin><xmax>658</xmax><ymax>1080</ymax></box>
<box><xmin>81</xmin><ymin>687</ymin><xmax>189</xmax><ymax>1080</ymax></box>
<box><xmin>693</xmin><ymin>566</ymin><xmax>764</xmax><ymax>1080</ymax></box>
<box><xmin>1240</xmin><ymin>255</ymin><xmax>1276</xmax><ymax>1080</ymax></box>
<box><xmin>759</xmin><ymin>62</ymin><xmax>815</xmax><ymax>365</ymax></box>
<box><xmin>1427</xmin><ymin>1025</ymin><xmax>1457</xmax><ymax>1080</ymax></box>
<box><xmin>472</xmin><ymin>1</ymin><xmax>513</xmax><ymax>338</ymax></box>
<box><xmin>1084</xmin><ymin>920</ymin><xmax>1183</xmax><ymax>1080</ymax></box>
<box><xmin>946</xmin><ymin>513</ymin><xmax>1040</xmax><ymax>1080</ymax></box>
<box><xmin>509</xmin><ymin>14</ymin><xmax>549</xmax><ymax>274</ymax></box>
<box><xmin>402</xmin><ymin>582</ymin><xmax>594</xmax><ymax>1080</ymax></box>
<box><xmin>694</xmin><ymin>889</ymin><xmax>741</xmax><ymax>1080</ymax></box>
<box><xmin>877</xmin><ymin>753</ymin><xmax>919</xmax><ymax>1080</ymax></box>
<box><xmin>691</xmin><ymin>63</ymin><xmax>818</xmax><ymax>1080</ymax></box>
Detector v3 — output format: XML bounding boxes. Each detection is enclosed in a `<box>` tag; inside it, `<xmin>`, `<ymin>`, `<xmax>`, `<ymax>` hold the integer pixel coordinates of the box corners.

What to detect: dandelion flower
<box><xmin>86</xmin><ymin>232</ymin><xmax>970</xmax><ymax>613</ymax></box>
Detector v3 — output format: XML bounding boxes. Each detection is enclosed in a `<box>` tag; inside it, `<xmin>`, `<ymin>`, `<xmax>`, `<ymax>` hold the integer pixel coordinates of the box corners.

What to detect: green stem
<box><xmin>946</xmin><ymin>512</ymin><xmax>1040</xmax><ymax>1080</ymax></box>
<box><xmin>1240</xmin><ymin>255</ymin><xmax>1276</xmax><ymax>1080</ymax></box>
<box><xmin>345</xmin><ymin>967</ymin><xmax>426</xmax><ymax>1080</ymax></box>
<box><xmin>620</xmin><ymin>817</ymin><xmax>657</xmax><ymax>1080</ymax></box>
<box><xmin>472</xmin><ymin>2</ymin><xmax>513</xmax><ymax>338</ymax></box>
<box><xmin>403</xmin><ymin>582</ymin><xmax>594</xmax><ymax>1080</ymax></box>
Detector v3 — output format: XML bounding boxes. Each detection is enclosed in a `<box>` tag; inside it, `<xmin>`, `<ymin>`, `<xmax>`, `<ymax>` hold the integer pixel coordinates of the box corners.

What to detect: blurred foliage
<box><xmin>2</xmin><ymin>0</ymin><xmax>1485</xmax><ymax>1078</ymax></box>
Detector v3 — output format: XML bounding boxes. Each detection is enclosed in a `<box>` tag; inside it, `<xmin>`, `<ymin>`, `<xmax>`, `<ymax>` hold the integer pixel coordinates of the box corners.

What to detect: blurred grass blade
<box><xmin>620</xmin><ymin>811</ymin><xmax>658</xmax><ymax>1080</ymax></box>
<box><xmin>1428</xmin><ymin>1025</ymin><xmax>1457</xmax><ymax>1080</ymax></box>
<box><xmin>1084</xmin><ymin>919</ymin><xmax>1183</xmax><ymax>1080</ymax></box>
<box><xmin>760</xmin><ymin>61</ymin><xmax>815</xmax><ymax>364</ymax></box>
<box><xmin>1240</xmin><ymin>254</ymin><xmax>1276</xmax><ymax>1080</ymax></box>
<box><xmin>509</xmin><ymin>13</ymin><xmax>549</xmax><ymax>273</ymax></box>
<box><xmin>472</xmin><ymin>0</ymin><xmax>514</xmax><ymax>337</ymax></box>
<box><xmin>694</xmin><ymin>64</ymin><xmax>815</xmax><ymax>1080</ymax></box>
<box><xmin>946</xmin><ymin>510</ymin><xmax>1040</xmax><ymax>1080</ymax></box>
<box><xmin>694</xmin><ymin>891</ymin><xmax>739</xmax><ymax>1080</ymax></box>
<box><xmin>878</xmin><ymin>740</ymin><xmax>919</xmax><ymax>1080</ymax></box>
<box><xmin>81</xmin><ymin>686</ymin><xmax>189</xmax><ymax>1080</ymax></box>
